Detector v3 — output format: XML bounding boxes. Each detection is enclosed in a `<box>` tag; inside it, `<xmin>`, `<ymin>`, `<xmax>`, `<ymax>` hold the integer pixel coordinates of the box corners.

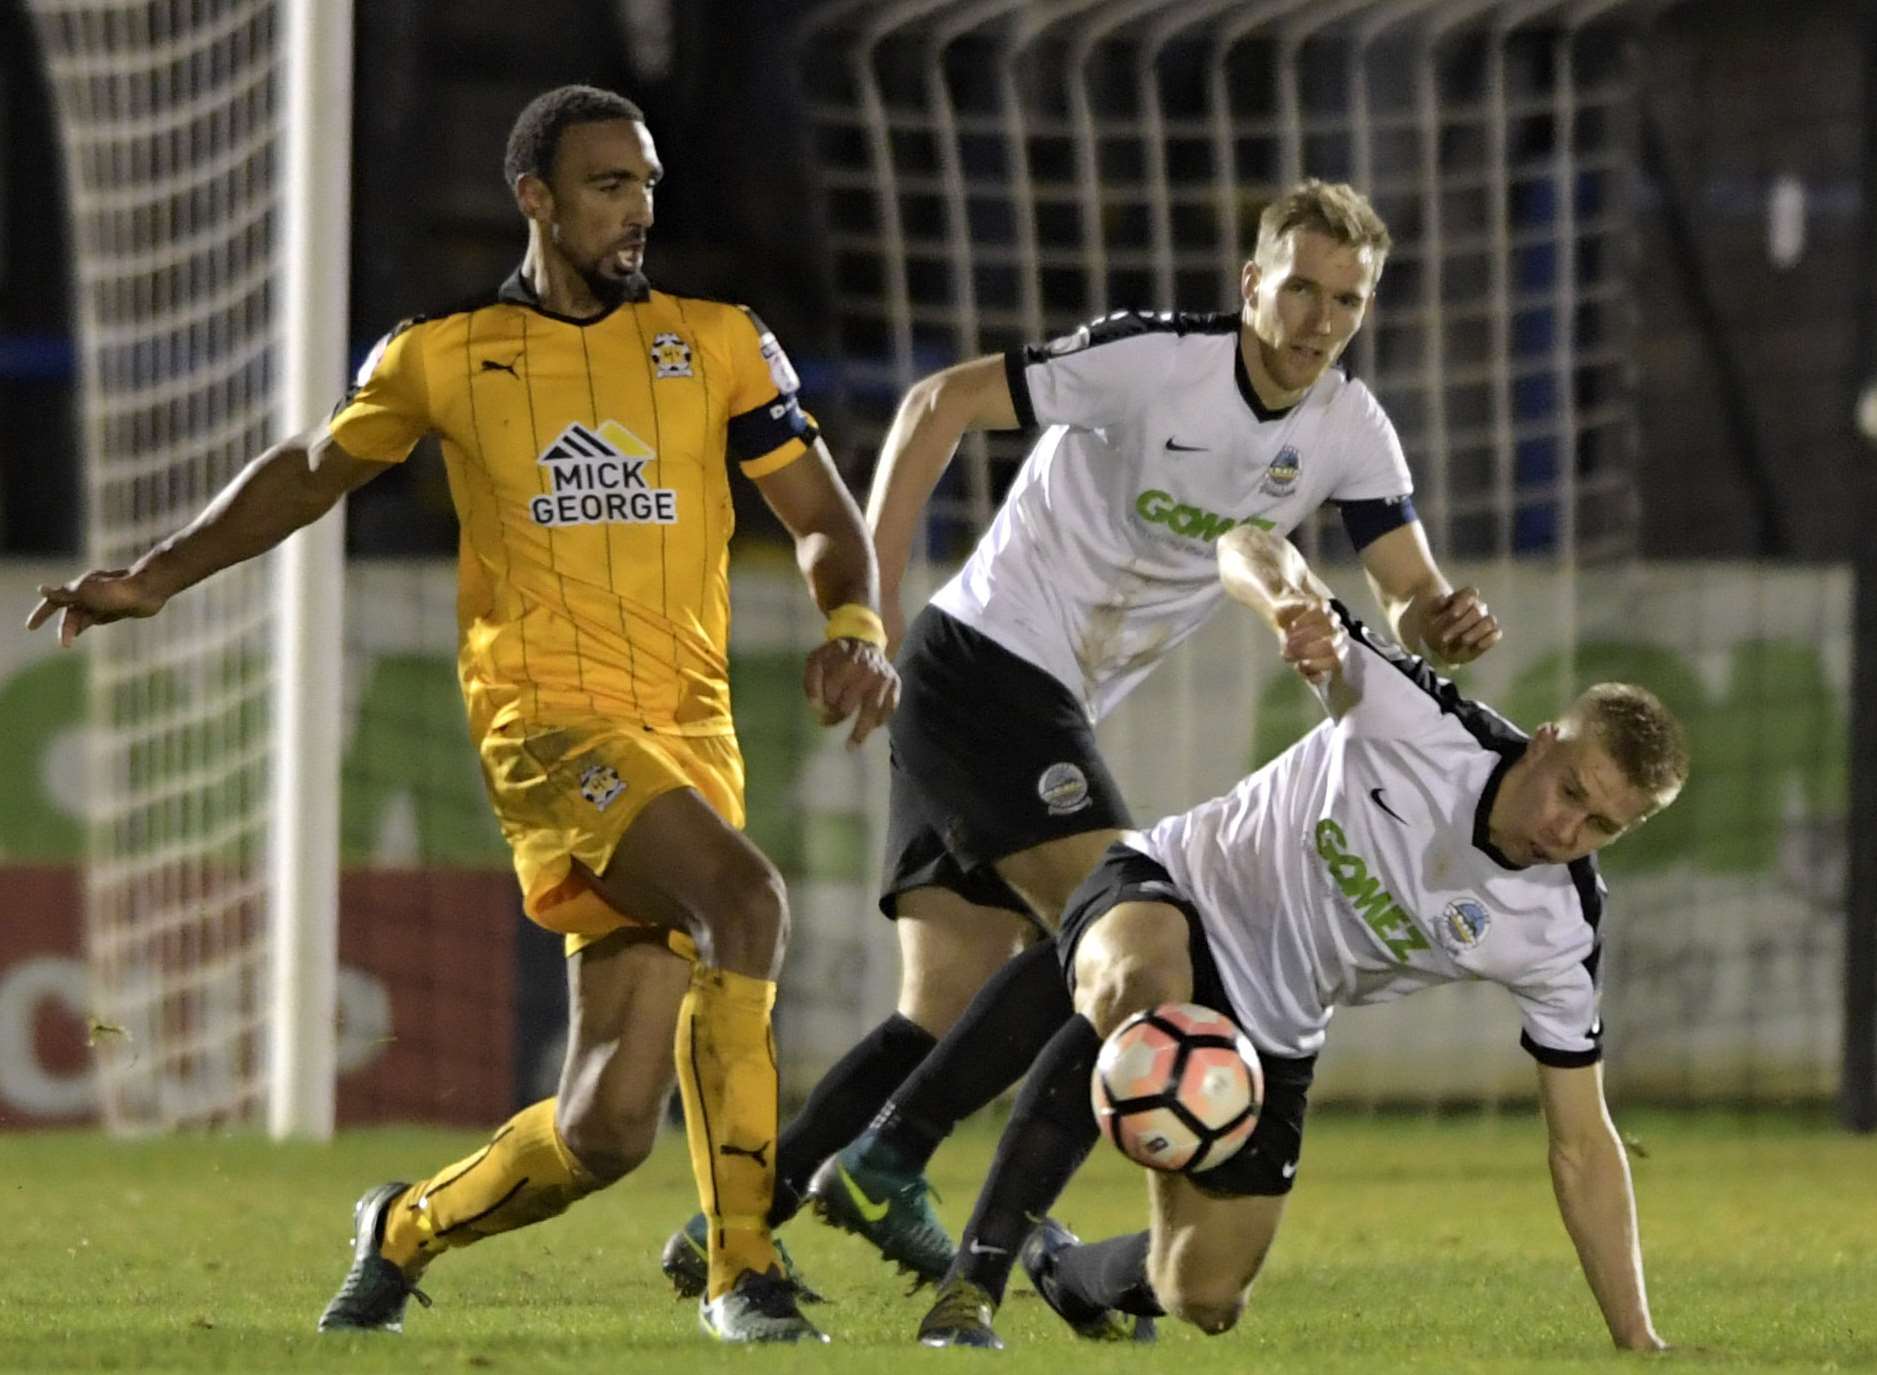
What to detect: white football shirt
<box><xmin>1129</xmin><ymin>605</ymin><xmax>1607</xmax><ymax>1066</ymax></box>
<box><xmin>930</xmin><ymin>311</ymin><xmax>1414</xmax><ymax>721</ymax></box>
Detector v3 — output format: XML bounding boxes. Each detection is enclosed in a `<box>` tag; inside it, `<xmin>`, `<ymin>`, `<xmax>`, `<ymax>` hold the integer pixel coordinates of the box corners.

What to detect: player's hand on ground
<box><xmin>1273</xmin><ymin>595</ymin><xmax>1344</xmax><ymax>688</ymax></box>
<box><xmin>803</xmin><ymin>637</ymin><xmax>900</xmax><ymax>747</ymax></box>
<box><xmin>26</xmin><ymin>569</ymin><xmax>169</xmax><ymax>647</ymax></box>
<box><xmin>1424</xmin><ymin>586</ymin><xmax>1501</xmax><ymax>665</ymax></box>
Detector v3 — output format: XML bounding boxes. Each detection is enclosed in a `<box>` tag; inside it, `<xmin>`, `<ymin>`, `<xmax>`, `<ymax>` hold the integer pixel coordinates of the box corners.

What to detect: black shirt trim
<box><xmin>1330</xmin><ymin>600</ymin><xmax>1529</xmax><ymax>871</ymax></box>
<box><xmin>1331</xmin><ymin>601</ymin><xmax>1525</xmax><ymax>748</ymax></box>
<box><xmin>1520</xmin><ymin>1032</ymin><xmax>1603</xmax><ymax>1069</ymax></box>
<box><xmin>1331</xmin><ymin>600</ymin><xmax>1610</xmax><ymax>1065</ymax></box>
<box><xmin>1470</xmin><ymin>750</ymin><xmax>1527</xmax><ymax>871</ymax></box>
<box><xmin>1338</xmin><ymin>495</ymin><xmax>1418</xmax><ymax>553</ymax></box>
<box><xmin>496</xmin><ymin>265</ymin><xmax>649</xmax><ymax>324</ymax></box>
<box><xmin>1569</xmin><ymin>855</ymin><xmax>1607</xmax><ymax>990</ymax></box>
<box><xmin>1330</xmin><ymin>601</ymin><xmax>1610</xmax><ymax>1066</ymax></box>
<box><xmin>1234</xmin><ymin>344</ymin><xmax>1297</xmax><ymax>422</ymax></box>
<box><xmin>1004</xmin><ymin>347</ymin><xmax>1037</xmax><ymax>430</ymax></box>
<box><xmin>1007</xmin><ymin>310</ymin><xmax>1240</xmax><ymax>431</ymax></box>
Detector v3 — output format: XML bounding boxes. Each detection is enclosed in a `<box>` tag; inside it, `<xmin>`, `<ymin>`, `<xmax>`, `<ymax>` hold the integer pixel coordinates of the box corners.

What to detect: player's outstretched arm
<box><xmin>1218</xmin><ymin>525</ymin><xmax>1352</xmax><ymax>709</ymax></box>
<box><xmin>1356</xmin><ymin>521</ymin><xmax>1501</xmax><ymax>667</ymax></box>
<box><xmin>26</xmin><ymin>426</ymin><xmax>390</xmax><ymax>647</ymax></box>
<box><xmin>755</xmin><ymin>437</ymin><xmax>900</xmax><ymax>747</ymax></box>
<box><xmin>863</xmin><ymin>353</ymin><xmax>1019</xmax><ymax>650</ymax></box>
<box><xmin>1536</xmin><ymin>1061</ymin><xmax>1668</xmax><ymax>1352</ymax></box>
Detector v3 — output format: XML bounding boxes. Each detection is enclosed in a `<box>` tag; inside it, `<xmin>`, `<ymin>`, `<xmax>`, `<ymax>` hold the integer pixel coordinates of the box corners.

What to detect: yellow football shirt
<box><xmin>329</xmin><ymin>270</ymin><xmax>816</xmax><ymax>739</ymax></box>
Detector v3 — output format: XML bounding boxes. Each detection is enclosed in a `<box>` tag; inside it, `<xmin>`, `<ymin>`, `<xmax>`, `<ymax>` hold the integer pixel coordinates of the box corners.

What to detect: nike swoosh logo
<box><xmin>967</xmin><ymin>1239</ymin><xmax>1008</xmax><ymax>1257</ymax></box>
<box><xmin>1281</xmin><ymin>1160</ymin><xmax>1298</xmax><ymax>1179</ymax></box>
<box><xmin>835</xmin><ymin>1162</ymin><xmax>891</xmax><ymax>1224</ymax></box>
<box><xmin>1369</xmin><ymin>787</ymin><xmax>1408</xmax><ymax>824</ymax></box>
<box><xmin>1164</xmin><ymin>438</ymin><xmax>1206</xmax><ymax>452</ymax></box>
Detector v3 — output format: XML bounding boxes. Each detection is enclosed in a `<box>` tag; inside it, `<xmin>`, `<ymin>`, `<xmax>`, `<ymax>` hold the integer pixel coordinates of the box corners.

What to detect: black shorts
<box><xmin>880</xmin><ymin>606</ymin><xmax>1132</xmax><ymax>922</ymax></box>
<box><xmin>1058</xmin><ymin>842</ymin><xmax>1316</xmax><ymax>1198</ymax></box>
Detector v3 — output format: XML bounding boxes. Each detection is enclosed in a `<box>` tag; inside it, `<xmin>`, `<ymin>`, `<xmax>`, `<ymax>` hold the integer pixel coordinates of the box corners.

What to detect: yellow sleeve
<box><xmin>327</xmin><ymin>319</ymin><xmax>430</xmax><ymax>462</ymax></box>
<box><xmin>725</xmin><ymin>306</ymin><xmax>819</xmax><ymax>478</ymax></box>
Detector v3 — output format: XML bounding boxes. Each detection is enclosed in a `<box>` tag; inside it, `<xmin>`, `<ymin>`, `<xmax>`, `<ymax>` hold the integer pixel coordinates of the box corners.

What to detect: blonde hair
<box><xmin>1255</xmin><ymin>179</ymin><xmax>1393</xmax><ymax>268</ymax></box>
<box><xmin>1564</xmin><ymin>683</ymin><xmax>1691</xmax><ymax>813</ymax></box>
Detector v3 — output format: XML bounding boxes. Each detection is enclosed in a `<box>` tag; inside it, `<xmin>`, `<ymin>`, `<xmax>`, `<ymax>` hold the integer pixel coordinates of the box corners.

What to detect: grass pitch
<box><xmin>1</xmin><ymin>1109</ymin><xmax>1870</xmax><ymax>1374</ymax></box>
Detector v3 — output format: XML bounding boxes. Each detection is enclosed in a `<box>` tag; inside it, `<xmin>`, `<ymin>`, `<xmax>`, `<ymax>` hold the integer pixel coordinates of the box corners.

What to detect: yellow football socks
<box><xmin>379</xmin><ymin>1098</ymin><xmax>596</xmax><ymax>1273</ymax></box>
<box><xmin>674</xmin><ymin>964</ymin><xmax>782</xmax><ymax>1300</ymax></box>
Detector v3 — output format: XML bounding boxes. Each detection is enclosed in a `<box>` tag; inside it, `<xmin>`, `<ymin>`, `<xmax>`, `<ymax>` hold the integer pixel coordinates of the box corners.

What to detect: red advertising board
<box><xmin>0</xmin><ymin>866</ymin><xmax>520</xmax><ymax>1129</ymax></box>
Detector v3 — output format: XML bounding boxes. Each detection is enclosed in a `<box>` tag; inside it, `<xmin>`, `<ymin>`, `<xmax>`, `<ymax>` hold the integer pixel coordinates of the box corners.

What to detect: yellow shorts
<box><xmin>478</xmin><ymin>716</ymin><xmax>746</xmax><ymax>957</ymax></box>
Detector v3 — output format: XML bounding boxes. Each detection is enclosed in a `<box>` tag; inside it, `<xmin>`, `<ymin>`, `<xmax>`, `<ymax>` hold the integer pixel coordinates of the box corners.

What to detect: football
<box><xmin>1090</xmin><ymin>1002</ymin><xmax>1264</xmax><ymax>1173</ymax></box>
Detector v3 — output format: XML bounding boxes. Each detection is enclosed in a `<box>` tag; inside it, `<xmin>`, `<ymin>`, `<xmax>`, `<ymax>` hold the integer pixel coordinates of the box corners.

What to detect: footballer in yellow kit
<box><xmin>27</xmin><ymin>86</ymin><xmax>898</xmax><ymax>1345</ymax></box>
<box><xmin>330</xmin><ymin>258</ymin><xmax>814</xmax><ymax>952</ymax></box>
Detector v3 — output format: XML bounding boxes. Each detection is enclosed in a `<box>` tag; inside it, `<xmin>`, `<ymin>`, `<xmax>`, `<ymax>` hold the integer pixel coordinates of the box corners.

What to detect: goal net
<box><xmin>28</xmin><ymin>0</ymin><xmax>325</xmax><ymax>1131</ymax></box>
<box><xmin>794</xmin><ymin>0</ymin><xmax>1849</xmax><ymax>1107</ymax></box>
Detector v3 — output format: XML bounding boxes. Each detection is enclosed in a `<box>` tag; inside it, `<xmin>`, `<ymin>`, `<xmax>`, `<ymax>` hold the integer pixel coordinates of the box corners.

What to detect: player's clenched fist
<box><xmin>803</xmin><ymin>638</ymin><xmax>900</xmax><ymax>747</ymax></box>
<box><xmin>25</xmin><ymin>569</ymin><xmax>170</xmax><ymax>648</ymax></box>
<box><xmin>1424</xmin><ymin>586</ymin><xmax>1501</xmax><ymax>666</ymax></box>
<box><xmin>1273</xmin><ymin>595</ymin><xmax>1344</xmax><ymax>688</ymax></box>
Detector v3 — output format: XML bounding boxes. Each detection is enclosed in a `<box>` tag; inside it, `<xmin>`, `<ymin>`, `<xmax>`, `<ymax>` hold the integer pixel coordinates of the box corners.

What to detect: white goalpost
<box><xmin>269</xmin><ymin>0</ymin><xmax>351</xmax><ymax>1141</ymax></box>
<box><xmin>28</xmin><ymin>0</ymin><xmax>351</xmax><ymax>1136</ymax></box>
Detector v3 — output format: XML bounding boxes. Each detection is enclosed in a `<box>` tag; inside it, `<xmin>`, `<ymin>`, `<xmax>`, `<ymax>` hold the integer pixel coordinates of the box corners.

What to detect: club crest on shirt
<box><xmin>650</xmin><ymin>331</ymin><xmax>693</xmax><ymax>378</ymax></box>
<box><xmin>579</xmin><ymin>762</ymin><xmax>625</xmax><ymax>812</ymax></box>
<box><xmin>1436</xmin><ymin>897</ymin><xmax>1491</xmax><ymax>955</ymax></box>
<box><xmin>1260</xmin><ymin>445</ymin><xmax>1302</xmax><ymax>497</ymax></box>
<box><xmin>1037</xmin><ymin>762</ymin><xmax>1092</xmax><ymax>815</ymax></box>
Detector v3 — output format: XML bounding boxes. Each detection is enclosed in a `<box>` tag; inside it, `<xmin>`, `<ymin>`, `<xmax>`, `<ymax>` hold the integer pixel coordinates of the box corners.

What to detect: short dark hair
<box><xmin>503</xmin><ymin>85</ymin><xmax>645</xmax><ymax>188</ymax></box>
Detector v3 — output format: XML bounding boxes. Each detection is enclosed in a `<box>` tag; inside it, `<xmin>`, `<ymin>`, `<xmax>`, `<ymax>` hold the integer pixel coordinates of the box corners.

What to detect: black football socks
<box><xmin>870</xmin><ymin>938</ymin><xmax>1074</xmax><ymax>1166</ymax></box>
<box><xmin>1054</xmin><ymin>1230</ymin><xmax>1164</xmax><ymax>1317</ymax></box>
<box><xmin>950</xmin><ymin>1013</ymin><xmax>1103</xmax><ymax>1302</ymax></box>
<box><xmin>767</xmin><ymin>1011</ymin><xmax>935</xmax><ymax>1225</ymax></box>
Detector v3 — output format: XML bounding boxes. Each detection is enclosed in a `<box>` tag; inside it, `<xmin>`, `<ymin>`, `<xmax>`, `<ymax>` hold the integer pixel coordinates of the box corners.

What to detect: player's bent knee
<box><xmin>1154</xmin><ymin>1273</ymin><xmax>1245</xmax><ymax>1335</ymax></box>
<box><xmin>1148</xmin><ymin>1226</ymin><xmax>1253</xmax><ymax>1335</ymax></box>
<box><xmin>695</xmin><ymin>859</ymin><xmax>790</xmax><ymax>974</ymax></box>
<box><xmin>1174</xmin><ymin>1298</ymin><xmax>1244</xmax><ymax>1336</ymax></box>
<box><xmin>562</xmin><ymin>1142</ymin><xmax>638</xmax><ymax>1188</ymax></box>
<box><xmin>1076</xmin><ymin>954</ymin><xmax>1186</xmax><ymax>1037</ymax></box>
<box><xmin>557</xmin><ymin>1109</ymin><xmax>659</xmax><ymax>1187</ymax></box>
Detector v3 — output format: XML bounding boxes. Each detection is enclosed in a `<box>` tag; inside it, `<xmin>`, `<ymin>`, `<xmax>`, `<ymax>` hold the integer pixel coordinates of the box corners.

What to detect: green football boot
<box><xmin>804</xmin><ymin>1133</ymin><xmax>955</xmax><ymax>1288</ymax></box>
<box><xmin>1020</xmin><ymin>1218</ymin><xmax>1157</xmax><ymax>1343</ymax></box>
<box><xmin>698</xmin><ymin>1268</ymin><xmax>830</xmax><ymax>1344</ymax></box>
<box><xmin>659</xmin><ymin>1212</ymin><xmax>825</xmax><ymax>1302</ymax></box>
<box><xmin>915</xmin><ymin>1277</ymin><xmax>1004</xmax><ymax>1348</ymax></box>
<box><xmin>315</xmin><ymin>1182</ymin><xmax>433</xmax><ymax>1334</ymax></box>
